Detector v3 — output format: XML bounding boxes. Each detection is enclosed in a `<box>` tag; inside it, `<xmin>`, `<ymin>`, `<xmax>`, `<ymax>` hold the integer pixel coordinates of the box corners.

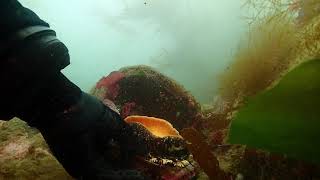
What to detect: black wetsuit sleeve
<box><xmin>0</xmin><ymin>0</ymin><xmax>49</xmax><ymax>40</ymax></box>
<box><xmin>0</xmin><ymin>0</ymin><xmax>63</xmax><ymax>120</ymax></box>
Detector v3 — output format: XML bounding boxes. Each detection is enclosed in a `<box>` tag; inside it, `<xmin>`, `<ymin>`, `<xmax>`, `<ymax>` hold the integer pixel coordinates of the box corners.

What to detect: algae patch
<box><xmin>0</xmin><ymin>118</ymin><xmax>72</xmax><ymax>180</ymax></box>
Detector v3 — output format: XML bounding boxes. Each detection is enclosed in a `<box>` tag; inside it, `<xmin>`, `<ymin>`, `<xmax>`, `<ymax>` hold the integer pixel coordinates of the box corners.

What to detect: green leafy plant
<box><xmin>228</xmin><ymin>59</ymin><xmax>320</xmax><ymax>165</ymax></box>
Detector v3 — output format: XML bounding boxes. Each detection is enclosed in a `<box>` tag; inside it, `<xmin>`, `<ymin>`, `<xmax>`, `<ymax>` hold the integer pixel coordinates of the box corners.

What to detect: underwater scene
<box><xmin>1</xmin><ymin>0</ymin><xmax>320</xmax><ymax>179</ymax></box>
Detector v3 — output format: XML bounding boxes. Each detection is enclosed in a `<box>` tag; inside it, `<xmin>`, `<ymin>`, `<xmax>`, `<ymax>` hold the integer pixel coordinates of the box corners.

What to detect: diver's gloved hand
<box><xmin>35</xmin><ymin>92</ymin><xmax>149</xmax><ymax>180</ymax></box>
<box><xmin>36</xmin><ymin>93</ymin><xmax>145</xmax><ymax>180</ymax></box>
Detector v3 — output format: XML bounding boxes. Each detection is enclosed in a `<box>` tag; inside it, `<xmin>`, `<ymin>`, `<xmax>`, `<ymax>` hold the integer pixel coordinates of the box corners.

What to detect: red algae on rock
<box><xmin>94</xmin><ymin>71</ymin><xmax>125</xmax><ymax>100</ymax></box>
<box><xmin>0</xmin><ymin>136</ymin><xmax>31</xmax><ymax>161</ymax></box>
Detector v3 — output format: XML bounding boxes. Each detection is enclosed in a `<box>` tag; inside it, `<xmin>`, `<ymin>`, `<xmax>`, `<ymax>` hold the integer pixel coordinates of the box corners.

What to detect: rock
<box><xmin>92</xmin><ymin>65</ymin><xmax>202</xmax><ymax>130</ymax></box>
<box><xmin>0</xmin><ymin>118</ymin><xmax>71</xmax><ymax>179</ymax></box>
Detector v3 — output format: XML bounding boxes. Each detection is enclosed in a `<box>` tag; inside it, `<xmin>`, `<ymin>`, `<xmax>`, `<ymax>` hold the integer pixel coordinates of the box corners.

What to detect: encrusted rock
<box><xmin>92</xmin><ymin>65</ymin><xmax>202</xmax><ymax>130</ymax></box>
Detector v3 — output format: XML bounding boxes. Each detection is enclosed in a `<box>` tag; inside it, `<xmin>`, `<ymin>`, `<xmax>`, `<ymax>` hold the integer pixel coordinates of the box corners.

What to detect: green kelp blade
<box><xmin>228</xmin><ymin>59</ymin><xmax>320</xmax><ymax>165</ymax></box>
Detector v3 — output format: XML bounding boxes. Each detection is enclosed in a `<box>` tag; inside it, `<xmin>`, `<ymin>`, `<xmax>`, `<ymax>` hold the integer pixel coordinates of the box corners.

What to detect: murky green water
<box><xmin>2</xmin><ymin>0</ymin><xmax>320</xmax><ymax>179</ymax></box>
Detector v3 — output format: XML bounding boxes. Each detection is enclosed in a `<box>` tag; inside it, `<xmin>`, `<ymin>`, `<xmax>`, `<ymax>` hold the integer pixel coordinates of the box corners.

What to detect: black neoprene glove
<box><xmin>31</xmin><ymin>77</ymin><xmax>149</xmax><ymax>179</ymax></box>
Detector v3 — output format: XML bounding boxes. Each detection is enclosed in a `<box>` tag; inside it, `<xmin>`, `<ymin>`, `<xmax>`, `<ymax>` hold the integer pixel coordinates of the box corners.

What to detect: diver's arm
<box><xmin>0</xmin><ymin>1</ymin><xmax>147</xmax><ymax>179</ymax></box>
<box><xmin>0</xmin><ymin>0</ymin><xmax>49</xmax><ymax>38</ymax></box>
<box><xmin>24</xmin><ymin>72</ymin><xmax>147</xmax><ymax>180</ymax></box>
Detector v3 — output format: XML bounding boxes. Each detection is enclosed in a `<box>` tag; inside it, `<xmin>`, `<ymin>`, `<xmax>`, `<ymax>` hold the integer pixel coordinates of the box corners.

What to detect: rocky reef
<box><xmin>91</xmin><ymin>65</ymin><xmax>201</xmax><ymax>130</ymax></box>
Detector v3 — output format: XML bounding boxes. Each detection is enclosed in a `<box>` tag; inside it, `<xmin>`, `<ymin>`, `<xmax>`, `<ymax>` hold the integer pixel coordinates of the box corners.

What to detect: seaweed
<box><xmin>181</xmin><ymin>128</ymin><xmax>229</xmax><ymax>180</ymax></box>
<box><xmin>218</xmin><ymin>11</ymin><xmax>299</xmax><ymax>103</ymax></box>
<box><xmin>218</xmin><ymin>0</ymin><xmax>320</xmax><ymax>105</ymax></box>
<box><xmin>228</xmin><ymin>59</ymin><xmax>320</xmax><ymax>165</ymax></box>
